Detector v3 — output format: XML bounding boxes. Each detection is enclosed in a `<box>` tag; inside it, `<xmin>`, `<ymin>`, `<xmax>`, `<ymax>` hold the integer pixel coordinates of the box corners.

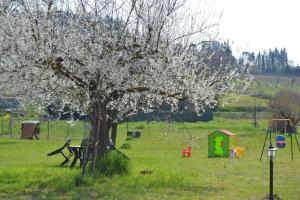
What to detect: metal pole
<box><xmin>1</xmin><ymin>118</ymin><xmax>3</xmax><ymax>136</ymax></box>
<box><xmin>47</xmin><ymin>115</ymin><xmax>50</xmax><ymax>140</ymax></box>
<box><xmin>67</xmin><ymin>123</ymin><xmax>69</xmax><ymax>138</ymax></box>
<box><xmin>260</xmin><ymin>128</ymin><xmax>269</xmax><ymax>161</ymax></box>
<box><xmin>253</xmin><ymin>99</ymin><xmax>257</xmax><ymax>127</ymax></box>
<box><xmin>270</xmin><ymin>158</ymin><xmax>274</xmax><ymax>200</ymax></box>
<box><xmin>9</xmin><ymin>114</ymin><xmax>12</xmax><ymax>139</ymax></box>
<box><xmin>126</xmin><ymin>118</ymin><xmax>129</xmax><ymax>133</ymax></box>
<box><xmin>7</xmin><ymin>117</ymin><xmax>9</xmax><ymax>136</ymax></box>
<box><xmin>269</xmin><ymin>129</ymin><xmax>272</xmax><ymax>146</ymax></box>
<box><xmin>291</xmin><ymin>134</ymin><xmax>294</xmax><ymax>161</ymax></box>
<box><xmin>294</xmin><ymin>134</ymin><xmax>300</xmax><ymax>152</ymax></box>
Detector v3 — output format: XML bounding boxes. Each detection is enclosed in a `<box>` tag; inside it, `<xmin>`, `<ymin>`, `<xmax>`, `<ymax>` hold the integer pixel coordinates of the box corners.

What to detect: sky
<box><xmin>190</xmin><ymin>0</ymin><xmax>300</xmax><ymax>65</ymax></box>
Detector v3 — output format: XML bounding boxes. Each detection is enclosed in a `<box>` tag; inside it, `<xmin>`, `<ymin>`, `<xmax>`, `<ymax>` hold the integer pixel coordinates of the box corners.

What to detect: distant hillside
<box><xmin>248</xmin><ymin>75</ymin><xmax>300</xmax><ymax>98</ymax></box>
<box><xmin>218</xmin><ymin>75</ymin><xmax>300</xmax><ymax>113</ymax></box>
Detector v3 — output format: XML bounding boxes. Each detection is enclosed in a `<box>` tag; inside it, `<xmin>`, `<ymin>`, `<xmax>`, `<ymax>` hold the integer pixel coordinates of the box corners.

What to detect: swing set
<box><xmin>259</xmin><ymin>119</ymin><xmax>300</xmax><ymax>161</ymax></box>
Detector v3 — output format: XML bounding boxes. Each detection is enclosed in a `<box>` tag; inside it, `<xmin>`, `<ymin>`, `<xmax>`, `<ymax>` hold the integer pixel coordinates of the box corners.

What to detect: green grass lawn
<box><xmin>0</xmin><ymin>118</ymin><xmax>300</xmax><ymax>199</ymax></box>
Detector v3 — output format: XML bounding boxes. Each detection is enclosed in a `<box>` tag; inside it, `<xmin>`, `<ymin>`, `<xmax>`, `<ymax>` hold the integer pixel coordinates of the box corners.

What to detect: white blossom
<box><xmin>0</xmin><ymin>0</ymin><xmax>250</xmax><ymax>156</ymax></box>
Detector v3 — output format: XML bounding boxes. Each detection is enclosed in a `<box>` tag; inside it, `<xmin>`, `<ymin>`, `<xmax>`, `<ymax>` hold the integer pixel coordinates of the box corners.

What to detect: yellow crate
<box><xmin>235</xmin><ymin>147</ymin><xmax>245</xmax><ymax>158</ymax></box>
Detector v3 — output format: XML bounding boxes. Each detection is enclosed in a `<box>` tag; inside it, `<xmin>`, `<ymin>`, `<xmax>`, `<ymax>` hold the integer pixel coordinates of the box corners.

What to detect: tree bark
<box><xmin>111</xmin><ymin>123</ymin><xmax>118</xmax><ymax>146</ymax></box>
<box><xmin>106</xmin><ymin>118</ymin><xmax>113</xmax><ymax>144</ymax></box>
<box><xmin>98</xmin><ymin>116</ymin><xmax>109</xmax><ymax>157</ymax></box>
<box><xmin>89</xmin><ymin>102</ymin><xmax>110</xmax><ymax>174</ymax></box>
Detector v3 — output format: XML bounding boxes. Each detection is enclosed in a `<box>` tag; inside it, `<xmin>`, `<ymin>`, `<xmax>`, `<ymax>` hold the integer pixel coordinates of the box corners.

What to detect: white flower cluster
<box><xmin>0</xmin><ymin>0</ymin><xmax>250</xmax><ymax>124</ymax></box>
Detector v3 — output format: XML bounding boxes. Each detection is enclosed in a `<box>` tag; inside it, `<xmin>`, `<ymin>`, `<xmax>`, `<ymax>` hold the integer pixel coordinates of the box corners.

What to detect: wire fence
<box><xmin>0</xmin><ymin>114</ymin><xmax>91</xmax><ymax>141</ymax></box>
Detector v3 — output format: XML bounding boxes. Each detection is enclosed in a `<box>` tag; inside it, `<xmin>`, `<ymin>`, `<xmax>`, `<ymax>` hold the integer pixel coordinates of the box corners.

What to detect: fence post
<box><xmin>47</xmin><ymin>115</ymin><xmax>50</xmax><ymax>140</ymax></box>
<box><xmin>1</xmin><ymin>118</ymin><xmax>3</xmax><ymax>136</ymax></box>
<box><xmin>9</xmin><ymin>114</ymin><xmax>12</xmax><ymax>139</ymax></box>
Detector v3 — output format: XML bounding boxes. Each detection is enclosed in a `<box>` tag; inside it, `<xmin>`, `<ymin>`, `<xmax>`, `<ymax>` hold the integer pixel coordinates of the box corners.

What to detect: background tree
<box><xmin>239</xmin><ymin>47</ymin><xmax>292</xmax><ymax>75</ymax></box>
<box><xmin>0</xmin><ymin>0</ymin><xmax>250</xmax><ymax>173</ymax></box>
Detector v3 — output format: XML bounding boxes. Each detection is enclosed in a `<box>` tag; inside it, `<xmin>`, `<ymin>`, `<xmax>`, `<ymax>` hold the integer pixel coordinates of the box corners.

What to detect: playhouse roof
<box><xmin>22</xmin><ymin>121</ymin><xmax>40</xmax><ymax>125</ymax></box>
<box><xmin>208</xmin><ymin>129</ymin><xmax>235</xmax><ymax>136</ymax></box>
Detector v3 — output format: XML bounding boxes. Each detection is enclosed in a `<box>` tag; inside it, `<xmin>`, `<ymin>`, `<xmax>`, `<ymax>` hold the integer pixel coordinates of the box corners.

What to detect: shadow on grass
<box><xmin>0</xmin><ymin>141</ymin><xmax>16</xmax><ymax>145</ymax></box>
<box><xmin>262</xmin><ymin>194</ymin><xmax>283</xmax><ymax>200</ymax></box>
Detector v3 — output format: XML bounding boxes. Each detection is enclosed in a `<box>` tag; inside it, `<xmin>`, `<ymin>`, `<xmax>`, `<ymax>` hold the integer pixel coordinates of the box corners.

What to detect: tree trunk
<box><xmin>105</xmin><ymin>118</ymin><xmax>118</xmax><ymax>147</ymax></box>
<box><xmin>106</xmin><ymin>118</ymin><xmax>113</xmax><ymax>145</ymax></box>
<box><xmin>89</xmin><ymin>102</ymin><xmax>110</xmax><ymax>174</ymax></box>
<box><xmin>98</xmin><ymin>115</ymin><xmax>109</xmax><ymax>157</ymax></box>
<box><xmin>111</xmin><ymin>123</ymin><xmax>118</xmax><ymax>146</ymax></box>
<box><xmin>84</xmin><ymin>102</ymin><xmax>121</xmax><ymax>176</ymax></box>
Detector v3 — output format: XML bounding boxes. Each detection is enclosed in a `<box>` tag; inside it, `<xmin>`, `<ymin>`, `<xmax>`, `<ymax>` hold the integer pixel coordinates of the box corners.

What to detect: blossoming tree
<box><xmin>0</xmin><ymin>0</ymin><xmax>250</xmax><ymax>168</ymax></box>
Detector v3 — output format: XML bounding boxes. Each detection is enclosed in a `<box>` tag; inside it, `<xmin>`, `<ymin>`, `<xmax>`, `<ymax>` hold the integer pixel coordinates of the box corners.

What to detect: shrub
<box><xmin>135</xmin><ymin>125</ymin><xmax>145</xmax><ymax>129</ymax></box>
<box><xmin>120</xmin><ymin>143</ymin><xmax>131</xmax><ymax>149</ymax></box>
<box><xmin>74</xmin><ymin>175</ymin><xmax>85</xmax><ymax>186</ymax></box>
<box><xmin>126</xmin><ymin>137</ymin><xmax>132</xmax><ymax>141</ymax></box>
<box><xmin>91</xmin><ymin>150</ymin><xmax>130</xmax><ymax>176</ymax></box>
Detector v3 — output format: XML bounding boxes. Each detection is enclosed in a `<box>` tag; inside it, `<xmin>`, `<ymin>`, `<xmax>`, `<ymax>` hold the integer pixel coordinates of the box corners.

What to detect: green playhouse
<box><xmin>208</xmin><ymin>130</ymin><xmax>236</xmax><ymax>158</ymax></box>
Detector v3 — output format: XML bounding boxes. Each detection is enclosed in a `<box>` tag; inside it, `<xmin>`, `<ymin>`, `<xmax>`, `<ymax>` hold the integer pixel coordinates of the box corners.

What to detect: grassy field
<box><xmin>1</xmin><ymin>118</ymin><xmax>300</xmax><ymax>199</ymax></box>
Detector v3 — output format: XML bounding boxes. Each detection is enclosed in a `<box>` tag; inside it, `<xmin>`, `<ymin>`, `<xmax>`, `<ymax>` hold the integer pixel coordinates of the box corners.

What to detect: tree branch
<box><xmin>49</xmin><ymin>57</ymin><xmax>87</xmax><ymax>88</ymax></box>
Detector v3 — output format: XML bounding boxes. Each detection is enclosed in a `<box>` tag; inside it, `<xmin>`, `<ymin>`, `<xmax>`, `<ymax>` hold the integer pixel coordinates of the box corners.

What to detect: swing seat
<box><xmin>276</xmin><ymin>135</ymin><xmax>286</xmax><ymax>148</ymax></box>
